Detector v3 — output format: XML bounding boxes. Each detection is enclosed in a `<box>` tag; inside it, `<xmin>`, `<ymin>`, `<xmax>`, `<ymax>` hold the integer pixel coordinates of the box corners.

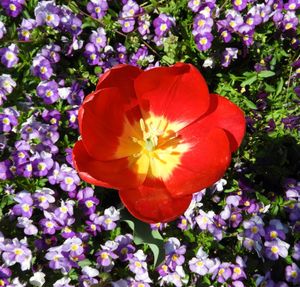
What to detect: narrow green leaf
<box><xmin>276</xmin><ymin>77</ymin><xmax>284</xmax><ymax>96</ymax></box>
<box><xmin>258</xmin><ymin>70</ymin><xmax>276</xmax><ymax>78</ymax></box>
<box><xmin>241</xmin><ymin>75</ymin><xmax>257</xmax><ymax>87</ymax></box>
<box><xmin>120</xmin><ymin>209</ymin><xmax>165</xmax><ymax>267</ymax></box>
<box><xmin>244</xmin><ymin>98</ymin><xmax>257</xmax><ymax>109</ymax></box>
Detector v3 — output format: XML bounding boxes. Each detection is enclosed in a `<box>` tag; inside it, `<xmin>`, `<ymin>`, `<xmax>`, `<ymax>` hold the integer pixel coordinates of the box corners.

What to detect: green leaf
<box><xmin>241</xmin><ymin>75</ymin><xmax>257</xmax><ymax>87</ymax></box>
<box><xmin>276</xmin><ymin>77</ymin><xmax>284</xmax><ymax>96</ymax></box>
<box><xmin>120</xmin><ymin>209</ymin><xmax>165</xmax><ymax>267</ymax></box>
<box><xmin>258</xmin><ymin>70</ymin><xmax>276</xmax><ymax>78</ymax></box>
<box><xmin>265</xmin><ymin>83</ymin><xmax>275</xmax><ymax>93</ymax></box>
<box><xmin>243</xmin><ymin>98</ymin><xmax>257</xmax><ymax>109</ymax></box>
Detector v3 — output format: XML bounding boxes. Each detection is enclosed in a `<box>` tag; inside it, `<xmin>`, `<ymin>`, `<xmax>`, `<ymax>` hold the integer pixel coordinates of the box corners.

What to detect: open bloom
<box><xmin>73</xmin><ymin>63</ymin><xmax>245</xmax><ymax>223</ymax></box>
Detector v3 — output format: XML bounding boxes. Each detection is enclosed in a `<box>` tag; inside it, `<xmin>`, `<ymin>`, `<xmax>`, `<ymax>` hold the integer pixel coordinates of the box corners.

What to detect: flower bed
<box><xmin>0</xmin><ymin>0</ymin><xmax>299</xmax><ymax>286</ymax></box>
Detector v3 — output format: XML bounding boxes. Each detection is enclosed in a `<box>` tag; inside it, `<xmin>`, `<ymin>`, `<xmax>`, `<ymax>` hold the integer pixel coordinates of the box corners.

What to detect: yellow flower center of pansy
<box><xmin>60</xmin><ymin>206</ymin><xmax>68</xmax><ymax>213</ymax></box>
<box><xmin>270</xmin><ymin>231</ymin><xmax>277</xmax><ymax>239</ymax></box>
<box><xmin>193</xmin><ymin>0</ymin><xmax>200</xmax><ymax>5</ymax></box>
<box><xmin>2</xmin><ymin>117</ymin><xmax>10</xmax><ymax>125</ymax></box>
<box><xmin>40</xmin><ymin>66</ymin><xmax>47</xmax><ymax>74</ymax></box>
<box><xmin>251</xmin><ymin>226</ymin><xmax>258</xmax><ymax>234</ymax></box>
<box><xmin>0</xmin><ymin>279</ymin><xmax>5</xmax><ymax>286</ymax></box>
<box><xmin>64</xmin><ymin>227</ymin><xmax>72</xmax><ymax>233</ymax></box>
<box><xmin>135</xmin><ymin>261</ymin><xmax>142</xmax><ymax>268</ymax></box>
<box><xmin>291</xmin><ymin>271</ymin><xmax>298</xmax><ymax>278</ymax></box>
<box><xmin>85</xmin><ymin>200</ymin><xmax>94</xmax><ymax>208</ymax></box>
<box><xmin>197</xmin><ymin>261</ymin><xmax>204</xmax><ymax>267</ymax></box>
<box><xmin>271</xmin><ymin>246</ymin><xmax>279</xmax><ymax>254</ymax></box>
<box><xmin>9</xmin><ymin>4</ymin><xmax>16</xmax><ymax>11</ymax></box>
<box><xmin>95</xmin><ymin>7</ymin><xmax>101</xmax><ymax>13</ymax></box>
<box><xmin>38</xmin><ymin>196</ymin><xmax>46</xmax><ymax>202</ymax></box>
<box><xmin>289</xmin><ymin>3</ymin><xmax>296</xmax><ymax>9</ymax></box>
<box><xmin>246</xmin><ymin>18</ymin><xmax>253</xmax><ymax>25</ymax></box>
<box><xmin>22</xmin><ymin>204</ymin><xmax>30</xmax><ymax>212</ymax></box>
<box><xmin>160</xmin><ymin>23</ymin><xmax>167</xmax><ymax>31</ymax></box>
<box><xmin>65</xmin><ymin>177</ymin><xmax>74</xmax><ymax>185</ymax></box>
<box><xmin>14</xmin><ymin>248</ymin><xmax>23</xmax><ymax>255</ymax></box>
<box><xmin>101</xmin><ymin>252</ymin><xmax>109</xmax><ymax>259</ymax></box>
<box><xmin>105</xmin><ymin>218</ymin><xmax>112</xmax><ymax>224</ymax></box>
<box><xmin>5</xmin><ymin>52</ymin><xmax>15</xmax><ymax>61</ymax></box>
<box><xmin>46</xmin><ymin>14</ymin><xmax>54</xmax><ymax>22</ymax></box>
<box><xmin>71</xmin><ymin>244</ymin><xmax>79</xmax><ymax>251</ymax></box>
<box><xmin>46</xmin><ymin>90</ymin><xmax>53</xmax><ymax>97</ymax></box>
<box><xmin>234</xmin><ymin>267</ymin><xmax>241</xmax><ymax>274</ymax></box>
<box><xmin>181</xmin><ymin>219</ymin><xmax>187</xmax><ymax>225</ymax></box>
<box><xmin>218</xmin><ymin>268</ymin><xmax>225</xmax><ymax>276</ymax></box>
<box><xmin>285</xmin><ymin>23</ymin><xmax>293</xmax><ymax>30</ymax></box>
<box><xmin>199</xmin><ymin>37</ymin><xmax>207</xmax><ymax>45</ymax></box>
<box><xmin>198</xmin><ymin>19</ymin><xmax>205</xmax><ymax>27</ymax></box>
<box><xmin>235</xmin><ymin>0</ymin><xmax>242</xmax><ymax>6</ymax></box>
<box><xmin>116</xmin><ymin>114</ymin><xmax>189</xmax><ymax>181</ymax></box>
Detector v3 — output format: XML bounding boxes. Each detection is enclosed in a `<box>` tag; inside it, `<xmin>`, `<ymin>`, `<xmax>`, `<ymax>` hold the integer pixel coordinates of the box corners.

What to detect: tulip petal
<box><xmin>119</xmin><ymin>178</ymin><xmax>192</xmax><ymax>223</ymax></box>
<box><xmin>164</xmin><ymin>128</ymin><xmax>231</xmax><ymax>197</ymax></box>
<box><xmin>96</xmin><ymin>64</ymin><xmax>142</xmax><ymax>104</ymax></box>
<box><xmin>80</xmin><ymin>87</ymin><xmax>143</xmax><ymax>161</ymax></box>
<box><xmin>72</xmin><ymin>140</ymin><xmax>148</xmax><ymax>189</ymax></box>
<box><xmin>134</xmin><ymin>63</ymin><xmax>210</xmax><ymax>130</ymax></box>
<box><xmin>197</xmin><ymin>94</ymin><xmax>246</xmax><ymax>152</ymax></box>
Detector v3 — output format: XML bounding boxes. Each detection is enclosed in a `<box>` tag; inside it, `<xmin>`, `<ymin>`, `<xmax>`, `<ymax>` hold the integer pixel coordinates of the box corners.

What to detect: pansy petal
<box><xmin>134</xmin><ymin>63</ymin><xmax>210</xmax><ymax>129</ymax></box>
<box><xmin>197</xmin><ymin>94</ymin><xmax>246</xmax><ymax>152</ymax></box>
<box><xmin>72</xmin><ymin>140</ymin><xmax>148</xmax><ymax>189</ymax></box>
<box><xmin>96</xmin><ymin>64</ymin><xmax>142</xmax><ymax>104</ymax></box>
<box><xmin>165</xmin><ymin>128</ymin><xmax>231</xmax><ymax>197</ymax></box>
<box><xmin>80</xmin><ymin>87</ymin><xmax>142</xmax><ymax>161</ymax></box>
<box><xmin>119</xmin><ymin>178</ymin><xmax>192</xmax><ymax>223</ymax></box>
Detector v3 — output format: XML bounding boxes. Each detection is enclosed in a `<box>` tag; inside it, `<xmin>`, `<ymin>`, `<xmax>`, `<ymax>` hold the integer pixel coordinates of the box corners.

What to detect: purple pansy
<box><xmin>0</xmin><ymin>44</ymin><xmax>19</xmax><ymax>68</ymax></box>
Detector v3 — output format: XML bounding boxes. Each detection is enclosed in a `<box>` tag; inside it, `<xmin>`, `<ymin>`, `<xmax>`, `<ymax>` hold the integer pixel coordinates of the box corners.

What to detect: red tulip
<box><xmin>72</xmin><ymin>63</ymin><xmax>245</xmax><ymax>223</ymax></box>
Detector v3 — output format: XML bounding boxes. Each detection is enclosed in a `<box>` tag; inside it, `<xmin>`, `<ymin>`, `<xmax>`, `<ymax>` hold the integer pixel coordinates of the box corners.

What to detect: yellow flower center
<box><xmin>181</xmin><ymin>219</ymin><xmax>187</xmax><ymax>225</ymax></box>
<box><xmin>218</xmin><ymin>268</ymin><xmax>225</xmax><ymax>276</ymax></box>
<box><xmin>40</xmin><ymin>66</ymin><xmax>47</xmax><ymax>74</ymax></box>
<box><xmin>39</xmin><ymin>196</ymin><xmax>46</xmax><ymax>202</ymax></box>
<box><xmin>116</xmin><ymin>114</ymin><xmax>189</xmax><ymax>181</ymax></box>
<box><xmin>271</xmin><ymin>246</ymin><xmax>279</xmax><ymax>254</ymax></box>
<box><xmin>135</xmin><ymin>261</ymin><xmax>142</xmax><ymax>268</ymax></box>
<box><xmin>46</xmin><ymin>90</ymin><xmax>53</xmax><ymax>97</ymax></box>
<box><xmin>65</xmin><ymin>177</ymin><xmax>74</xmax><ymax>185</ymax></box>
<box><xmin>246</xmin><ymin>18</ymin><xmax>253</xmax><ymax>25</ymax></box>
<box><xmin>251</xmin><ymin>226</ymin><xmax>258</xmax><ymax>234</ymax></box>
<box><xmin>234</xmin><ymin>267</ymin><xmax>241</xmax><ymax>274</ymax></box>
<box><xmin>289</xmin><ymin>3</ymin><xmax>296</xmax><ymax>9</ymax></box>
<box><xmin>172</xmin><ymin>254</ymin><xmax>179</xmax><ymax>261</ymax></box>
<box><xmin>9</xmin><ymin>4</ymin><xmax>16</xmax><ymax>11</ymax></box>
<box><xmin>5</xmin><ymin>52</ymin><xmax>14</xmax><ymax>61</ymax></box>
<box><xmin>198</xmin><ymin>20</ymin><xmax>205</xmax><ymax>27</ymax></box>
<box><xmin>64</xmin><ymin>227</ymin><xmax>72</xmax><ymax>233</ymax></box>
<box><xmin>46</xmin><ymin>221</ymin><xmax>54</xmax><ymax>228</ymax></box>
<box><xmin>235</xmin><ymin>0</ymin><xmax>242</xmax><ymax>5</ymax></box>
<box><xmin>85</xmin><ymin>200</ymin><xmax>94</xmax><ymax>208</ymax></box>
<box><xmin>291</xmin><ymin>271</ymin><xmax>298</xmax><ymax>278</ymax></box>
<box><xmin>101</xmin><ymin>252</ymin><xmax>109</xmax><ymax>259</ymax></box>
<box><xmin>285</xmin><ymin>23</ymin><xmax>293</xmax><ymax>30</ymax></box>
<box><xmin>197</xmin><ymin>261</ymin><xmax>204</xmax><ymax>267</ymax></box>
<box><xmin>105</xmin><ymin>218</ymin><xmax>112</xmax><ymax>224</ymax></box>
<box><xmin>22</xmin><ymin>204</ymin><xmax>30</xmax><ymax>212</ymax></box>
<box><xmin>71</xmin><ymin>244</ymin><xmax>79</xmax><ymax>251</ymax></box>
<box><xmin>0</xmin><ymin>279</ymin><xmax>5</xmax><ymax>286</ymax></box>
<box><xmin>160</xmin><ymin>23</ymin><xmax>167</xmax><ymax>31</ymax></box>
<box><xmin>121</xmin><ymin>247</ymin><xmax>128</xmax><ymax>254</ymax></box>
<box><xmin>91</xmin><ymin>224</ymin><xmax>96</xmax><ymax>230</ymax></box>
<box><xmin>270</xmin><ymin>231</ymin><xmax>277</xmax><ymax>239</ymax></box>
<box><xmin>199</xmin><ymin>37</ymin><xmax>207</xmax><ymax>45</ymax></box>
<box><xmin>46</xmin><ymin>14</ymin><xmax>54</xmax><ymax>22</ymax></box>
<box><xmin>14</xmin><ymin>248</ymin><xmax>23</xmax><ymax>255</ymax></box>
<box><xmin>95</xmin><ymin>7</ymin><xmax>101</xmax><ymax>13</ymax></box>
<box><xmin>38</xmin><ymin>162</ymin><xmax>46</xmax><ymax>171</ymax></box>
<box><xmin>60</xmin><ymin>206</ymin><xmax>68</xmax><ymax>213</ymax></box>
<box><xmin>2</xmin><ymin>117</ymin><xmax>10</xmax><ymax>125</ymax></box>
